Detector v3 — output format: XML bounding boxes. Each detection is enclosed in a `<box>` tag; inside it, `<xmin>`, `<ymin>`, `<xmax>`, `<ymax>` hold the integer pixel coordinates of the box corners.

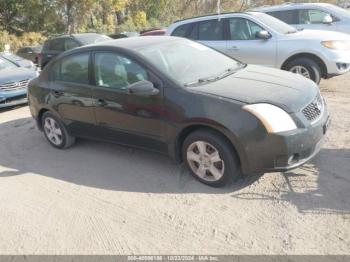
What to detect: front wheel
<box><xmin>182</xmin><ymin>129</ymin><xmax>240</xmax><ymax>187</ymax></box>
<box><xmin>284</xmin><ymin>58</ymin><xmax>321</xmax><ymax>84</ymax></box>
<box><xmin>42</xmin><ymin>111</ymin><xmax>76</xmax><ymax>149</ymax></box>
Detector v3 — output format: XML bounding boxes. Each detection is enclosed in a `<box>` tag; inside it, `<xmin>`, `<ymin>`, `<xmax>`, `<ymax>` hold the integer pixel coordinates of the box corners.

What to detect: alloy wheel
<box><xmin>43</xmin><ymin>117</ymin><xmax>63</xmax><ymax>146</ymax></box>
<box><xmin>290</xmin><ymin>65</ymin><xmax>311</xmax><ymax>79</ymax></box>
<box><xmin>186</xmin><ymin>141</ymin><xmax>225</xmax><ymax>182</ymax></box>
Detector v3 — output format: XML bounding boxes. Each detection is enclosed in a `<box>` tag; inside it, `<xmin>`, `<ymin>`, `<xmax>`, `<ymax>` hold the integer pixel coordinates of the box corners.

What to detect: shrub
<box><xmin>0</xmin><ymin>31</ymin><xmax>46</xmax><ymax>52</ymax></box>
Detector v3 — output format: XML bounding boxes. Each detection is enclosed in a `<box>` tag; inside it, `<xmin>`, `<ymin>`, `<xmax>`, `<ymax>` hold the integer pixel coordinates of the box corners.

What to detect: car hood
<box><xmin>0</xmin><ymin>67</ymin><xmax>37</xmax><ymax>84</ymax></box>
<box><xmin>190</xmin><ymin>65</ymin><xmax>319</xmax><ymax>113</ymax></box>
<box><xmin>285</xmin><ymin>29</ymin><xmax>350</xmax><ymax>41</ymax></box>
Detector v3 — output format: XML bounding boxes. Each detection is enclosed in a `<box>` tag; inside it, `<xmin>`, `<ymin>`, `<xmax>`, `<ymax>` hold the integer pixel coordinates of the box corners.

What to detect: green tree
<box><xmin>0</xmin><ymin>0</ymin><xmax>26</xmax><ymax>33</ymax></box>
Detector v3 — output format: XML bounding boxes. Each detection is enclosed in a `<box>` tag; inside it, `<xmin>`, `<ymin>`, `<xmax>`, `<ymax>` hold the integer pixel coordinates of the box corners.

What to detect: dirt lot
<box><xmin>0</xmin><ymin>74</ymin><xmax>349</xmax><ymax>255</ymax></box>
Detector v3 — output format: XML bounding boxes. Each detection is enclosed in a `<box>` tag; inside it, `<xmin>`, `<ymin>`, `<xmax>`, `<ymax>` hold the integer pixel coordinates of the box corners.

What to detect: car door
<box><xmin>296</xmin><ymin>8</ymin><xmax>339</xmax><ymax>31</ymax></box>
<box><xmin>226</xmin><ymin>17</ymin><xmax>277</xmax><ymax>67</ymax></box>
<box><xmin>48</xmin><ymin>52</ymin><xmax>96</xmax><ymax>136</ymax></box>
<box><xmin>91</xmin><ymin>51</ymin><xmax>166</xmax><ymax>152</ymax></box>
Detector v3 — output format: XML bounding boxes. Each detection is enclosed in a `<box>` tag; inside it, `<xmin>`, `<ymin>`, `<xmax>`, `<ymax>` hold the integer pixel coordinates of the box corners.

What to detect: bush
<box><xmin>0</xmin><ymin>31</ymin><xmax>46</xmax><ymax>52</ymax></box>
<box><xmin>20</xmin><ymin>32</ymin><xmax>46</xmax><ymax>47</ymax></box>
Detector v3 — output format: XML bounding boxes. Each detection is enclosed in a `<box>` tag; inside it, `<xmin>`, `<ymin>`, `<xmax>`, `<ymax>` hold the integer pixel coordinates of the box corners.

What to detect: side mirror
<box><xmin>128</xmin><ymin>80</ymin><xmax>159</xmax><ymax>96</ymax></box>
<box><xmin>323</xmin><ymin>14</ymin><xmax>333</xmax><ymax>24</ymax></box>
<box><xmin>256</xmin><ymin>30</ymin><xmax>271</xmax><ymax>40</ymax></box>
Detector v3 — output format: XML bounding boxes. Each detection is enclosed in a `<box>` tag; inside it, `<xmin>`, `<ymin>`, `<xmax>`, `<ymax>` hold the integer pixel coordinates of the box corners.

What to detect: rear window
<box><xmin>198</xmin><ymin>19</ymin><xmax>224</xmax><ymax>41</ymax></box>
<box><xmin>267</xmin><ymin>10</ymin><xmax>299</xmax><ymax>24</ymax></box>
<box><xmin>75</xmin><ymin>34</ymin><xmax>111</xmax><ymax>45</ymax></box>
<box><xmin>52</xmin><ymin>53</ymin><xmax>90</xmax><ymax>84</ymax></box>
<box><xmin>47</xmin><ymin>38</ymin><xmax>65</xmax><ymax>51</ymax></box>
<box><xmin>171</xmin><ymin>24</ymin><xmax>191</xmax><ymax>37</ymax></box>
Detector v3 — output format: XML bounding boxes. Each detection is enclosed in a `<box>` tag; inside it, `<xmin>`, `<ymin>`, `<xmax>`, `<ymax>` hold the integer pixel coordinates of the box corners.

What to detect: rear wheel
<box><xmin>42</xmin><ymin>112</ymin><xmax>75</xmax><ymax>149</ymax></box>
<box><xmin>182</xmin><ymin>129</ymin><xmax>240</xmax><ymax>187</ymax></box>
<box><xmin>285</xmin><ymin>58</ymin><xmax>321</xmax><ymax>84</ymax></box>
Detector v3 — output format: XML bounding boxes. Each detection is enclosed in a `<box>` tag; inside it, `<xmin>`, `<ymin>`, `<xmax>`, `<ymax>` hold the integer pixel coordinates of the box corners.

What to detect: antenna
<box><xmin>217</xmin><ymin>0</ymin><xmax>221</xmax><ymax>21</ymax></box>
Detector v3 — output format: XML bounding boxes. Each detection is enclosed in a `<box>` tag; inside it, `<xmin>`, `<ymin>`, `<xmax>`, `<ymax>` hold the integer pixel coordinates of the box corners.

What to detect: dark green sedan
<box><xmin>28</xmin><ymin>37</ymin><xmax>330</xmax><ymax>187</ymax></box>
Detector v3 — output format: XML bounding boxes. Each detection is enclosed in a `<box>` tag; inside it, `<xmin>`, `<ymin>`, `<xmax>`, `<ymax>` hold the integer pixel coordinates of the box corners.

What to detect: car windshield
<box><xmin>251</xmin><ymin>12</ymin><xmax>297</xmax><ymax>34</ymax></box>
<box><xmin>2</xmin><ymin>53</ymin><xmax>23</xmax><ymax>62</ymax></box>
<box><xmin>0</xmin><ymin>57</ymin><xmax>17</xmax><ymax>71</ymax></box>
<box><xmin>76</xmin><ymin>34</ymin><xmax>112</xmax><ymax>45</ymax></box>
<box><xmin>327</xmin><ymin>5</ymin><xmax>350</xmax><ymax>17</ymax></box>
<box><xmin>137</xmin><ymin>39</ymin><xmax>244</xmax><ymax>87</ymax></box>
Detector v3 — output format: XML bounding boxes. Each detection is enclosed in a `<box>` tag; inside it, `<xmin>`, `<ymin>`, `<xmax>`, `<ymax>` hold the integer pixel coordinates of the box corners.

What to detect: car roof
<box><xmin>255</xmin><ymin>2</ymin><xmax>334</xmax><ymax>12</ymax></box>
<box><xmin>173</xmin><ymin>11</ymin><xmax>255</xmax><ymax>24</ymax></box>
<box><xmin>79</xmin><ymin>36</ymin><xmax>181</xmax><ymax>51</ymax></box>
<box><xmin>47</xmin><ymin>33</ymin><xmax>103</xmax><ymax>40</ymax></box>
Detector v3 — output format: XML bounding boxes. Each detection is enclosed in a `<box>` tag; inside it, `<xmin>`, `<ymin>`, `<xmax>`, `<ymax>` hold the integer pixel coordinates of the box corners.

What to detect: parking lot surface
<box><xmin>0</xmin><ymin>74</ymin><xmax>349</xmax><ymax>254</ymax></box>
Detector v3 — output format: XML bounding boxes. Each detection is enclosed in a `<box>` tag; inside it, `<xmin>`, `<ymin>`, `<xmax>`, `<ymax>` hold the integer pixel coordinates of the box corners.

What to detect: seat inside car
<box><xmin>96</xmin><ymin>54</ymin><xmax>129</xmax><ymax>89</ymax></box>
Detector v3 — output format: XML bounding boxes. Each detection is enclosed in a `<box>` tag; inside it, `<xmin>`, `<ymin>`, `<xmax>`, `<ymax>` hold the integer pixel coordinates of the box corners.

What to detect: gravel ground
<box><xmin>0</xmin><ymin>74</ymin><xmax>349</xmax><ymax>255</ymax></box>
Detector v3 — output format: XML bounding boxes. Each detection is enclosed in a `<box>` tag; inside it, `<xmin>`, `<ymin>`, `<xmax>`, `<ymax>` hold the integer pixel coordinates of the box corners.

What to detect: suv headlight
<box><xmin>243</xmin><ymin>103</ymin><xmax>297</xmax><ymax>133</ymax></box>
<box><xmin>321</xmin><ymin>40</ymin><xmax>350</xmax><ymax>50</ymax></box>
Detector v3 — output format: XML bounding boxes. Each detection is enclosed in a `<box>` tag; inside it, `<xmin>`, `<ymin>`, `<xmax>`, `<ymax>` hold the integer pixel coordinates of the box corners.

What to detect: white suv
<box><xmin>166</xmin><ymin>12</ymin><xmax>350</xmax><ymax>83</ymax></box>
<box><xmin>255</xmin><ymin>3</ymin><xmax>350</xmax><ymax>34</ymax></box>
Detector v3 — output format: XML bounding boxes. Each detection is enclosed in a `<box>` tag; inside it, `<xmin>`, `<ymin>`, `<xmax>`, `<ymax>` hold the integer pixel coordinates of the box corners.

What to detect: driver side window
<box><xmin>229</xmin><ymin>18</ymin><xmax>264</xmax><ymax>40</ymax></box>
<box><xmin>94</xmin><ymin>52</ymin><xmax>148</xmax><ymax>90</ymax></box>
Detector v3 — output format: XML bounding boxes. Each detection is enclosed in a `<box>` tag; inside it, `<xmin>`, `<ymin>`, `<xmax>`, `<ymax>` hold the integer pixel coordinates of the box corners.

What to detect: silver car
<box><xmin>166</xmin><ymin>12</ymin><xmax>350</xmax><ymax>83</ymax></box>
<box><xmin>255</xmin><ymin>3</ymin><xmax>350</xmax><ymax>34</ymax></box>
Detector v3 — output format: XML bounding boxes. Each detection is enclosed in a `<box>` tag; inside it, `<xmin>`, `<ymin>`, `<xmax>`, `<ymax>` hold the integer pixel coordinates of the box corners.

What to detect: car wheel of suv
<box><xmin>42</xmin><ymin>111</ymin><xmax>76</xmax><ymax>149</ymax></box>
<box><xmin>182</xmin><ymin>129</ymin><xmax>240</xmax><ymax>187</ymax></box>
<box><xmin>285</xmin><ymin>58</ymin><xmax>321</xmax><ymax>84</ymax></box>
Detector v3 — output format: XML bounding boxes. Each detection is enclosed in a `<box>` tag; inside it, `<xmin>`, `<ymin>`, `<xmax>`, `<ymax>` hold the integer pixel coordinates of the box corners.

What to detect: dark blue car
<box><xmin>0</xmin><ymin>56</ymin><xmax>37</xmax><ymax>108</ymax></box>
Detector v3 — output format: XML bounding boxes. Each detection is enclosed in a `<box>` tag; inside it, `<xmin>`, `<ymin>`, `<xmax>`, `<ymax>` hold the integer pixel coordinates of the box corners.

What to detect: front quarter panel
<box><xmin>164</xmin><ymin>86</ymin><xmax>266</xmax><ymax>174</ymax></box>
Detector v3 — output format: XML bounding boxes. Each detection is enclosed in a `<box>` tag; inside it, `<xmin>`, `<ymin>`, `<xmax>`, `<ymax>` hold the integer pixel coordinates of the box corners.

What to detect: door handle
<box><xmin>96</xmin><ymin>99</ymin><xmax>108</xmax><ymax>107</ymax></box>
<box><xmin>52</xmin><ymin>90</ymin><xmax>64</xmax><ymax>97</ymax></box>
<box><xmin>229</xmin><ymin>46</ymin><xmax>240</xmax><ymax>51</ymax></box>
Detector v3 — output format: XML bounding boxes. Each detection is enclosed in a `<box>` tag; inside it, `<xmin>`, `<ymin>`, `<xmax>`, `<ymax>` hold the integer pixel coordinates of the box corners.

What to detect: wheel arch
<box><xmin>174</xmin><ymin>124</ymin><xmax>247</xmax><ymax>172</ymax></box>
<box><xmin>281</xmin><ymin>53</ymin><xmax>328</xmax><ymax>78</ymax></box>
<box><xmin>37</xmin><ymin>107</ymin><xmax>51</xmax><ymax>130</ymax></box>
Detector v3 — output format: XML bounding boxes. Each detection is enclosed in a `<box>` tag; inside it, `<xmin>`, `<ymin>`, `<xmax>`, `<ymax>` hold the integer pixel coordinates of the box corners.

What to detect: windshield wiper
<box><xmin>184</xmin><ymin>64</ymin><xmax>245</xmax><ymax>87</ymax></box>
<box><xmin>184</xmin><ymin>76</ymin><xmax>217</xmax><ymax>87</ymax></box>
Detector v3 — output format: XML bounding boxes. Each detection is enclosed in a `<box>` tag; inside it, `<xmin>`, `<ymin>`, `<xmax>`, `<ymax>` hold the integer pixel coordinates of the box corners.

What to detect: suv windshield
<box><xmin>251</xmin><ymin>12</ymin><xmax>297</xmax><ymax>34</ymax></box>
<box><xmin>75</xmin><ymin>34</ymin><xmax>112</xmax><ymax>45</ymax></box>
<box><xmin>327</xmin><ymin>4</ymin><xmax>350</xmax><ymax>17</ymax></box>
<box><xmin>0</xmin><ymin>57</ymin><xmax>17</xmax><ymax>71</ymax></box>
<box><xmin>138</xmin><ymin>39</ymin><xmax>243</xmax><ymax>86</ymax></box>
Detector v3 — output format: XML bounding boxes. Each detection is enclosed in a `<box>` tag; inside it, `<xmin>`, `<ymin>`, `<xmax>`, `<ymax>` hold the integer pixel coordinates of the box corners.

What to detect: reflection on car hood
<box><xmin>0</xmin><ymin>67</ymin><xmax>37</xmax><ymax>85</ymax></box>
<box><xmin>191</xmin><ymin>65</ymin><xmax>318</xmax><ymax>113</ymax></box>
<box><xmin>287</xmin><ymin>29</ymin><xmax>350</xmax><ymax>40</ymax></box>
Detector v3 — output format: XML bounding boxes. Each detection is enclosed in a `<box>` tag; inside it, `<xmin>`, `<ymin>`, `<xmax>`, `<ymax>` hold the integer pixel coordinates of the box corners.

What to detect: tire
<box><xmin>41</xmin><ymin>111</ymin><xmax>76</xmax><ymax>149</ymax></box>
<box><xmin>182</xmin><ymin>129</ymin><xmax>240</xmax><ymax>187</ymax></box>
<box><xmin>284</xmin><ymin>58</ymin><xmax>321</xmax><ymax>84</ymax></box>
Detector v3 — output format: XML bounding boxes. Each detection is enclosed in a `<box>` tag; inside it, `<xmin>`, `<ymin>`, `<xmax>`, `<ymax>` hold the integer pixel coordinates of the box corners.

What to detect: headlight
<box><xmin>243</xmin><ymin>103</ymin><xmax>297</xmax><ymax>133</ymax></box>
<box><xmin>321</xmin><ymin>40</ymin><xmax>350</xmax><ymax>50</ymax></box>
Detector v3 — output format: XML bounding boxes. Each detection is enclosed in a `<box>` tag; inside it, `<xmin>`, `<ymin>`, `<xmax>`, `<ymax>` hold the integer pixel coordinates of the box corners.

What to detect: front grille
<box><xmin>0</xmin><ymin>79</ymin><xmax>29</xmax><ymax>91</ymax></box>
<box><xmin>302</xmin><ymin>94</ymin><xmax>323</xmax><ymax>122</ymax></box>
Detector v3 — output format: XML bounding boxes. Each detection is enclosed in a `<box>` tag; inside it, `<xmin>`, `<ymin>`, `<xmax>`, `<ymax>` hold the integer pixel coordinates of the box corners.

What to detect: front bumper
<box><xmin>242</xmin><ymin>105</ymin><xmax>330</xmax><ymax>174</ymax></box>
<box><xmin>0</xmin><ymin>90</ymin><xmax>27</xmax><ymax>108</ymax></box>
<box><xmin>322</xmin><ymin>49</ymin><xmax>350</xmax><ymax>76</ymax></box>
